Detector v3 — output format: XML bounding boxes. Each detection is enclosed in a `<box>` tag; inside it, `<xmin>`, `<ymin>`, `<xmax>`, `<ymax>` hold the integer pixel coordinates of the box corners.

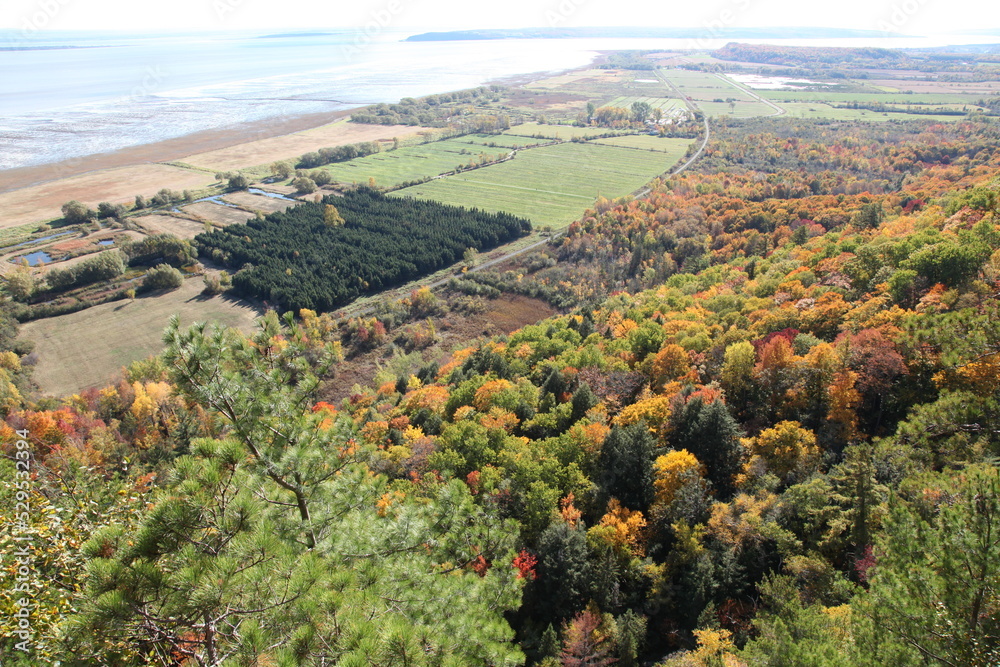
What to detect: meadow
<box><xmin>20</xmin><ymin>278</ymin><xmax>262</xmax><ymax>395</ymax></box>
<box><xmin>779</xmin><ymin>102</ymin><xmax>969</xmax><ymax>122</ymax></box>
<box><xmin>393</xmin><ymin>140</ymin><xmax>689</xmax><ymax>228</ymax></box>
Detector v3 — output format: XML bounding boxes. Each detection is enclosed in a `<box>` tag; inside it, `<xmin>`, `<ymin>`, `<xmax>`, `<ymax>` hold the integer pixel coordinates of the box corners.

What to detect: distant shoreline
<box><xmin>0</xmin><ymin>62</ymin><xmax>592</xmax><ymax>196</ymax></box>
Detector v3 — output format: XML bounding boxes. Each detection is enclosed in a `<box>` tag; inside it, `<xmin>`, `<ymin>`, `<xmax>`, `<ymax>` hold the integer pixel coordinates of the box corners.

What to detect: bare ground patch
<box><xmin>180</xmin><ymin>202</ymin><xmax>254</xmax><ymax>227</ymax></box>
<box><xmin>0</xmin><ymin>165</ymin><xmax>217</xmax><ymax>230</ymax></box>
<box><xmin>180</xmin><ymin>121</ymin><xmax>436</xmax><ymax>172</ymax></box>
<box><xmin>134</xmin><ymin>214</ymin><xmax>210</xmax><ymax>239</ymax></box>
<box><xmin>221</xmin><ymin>191</ymin><xmax>297</xmax><ymax>214</ymax></box>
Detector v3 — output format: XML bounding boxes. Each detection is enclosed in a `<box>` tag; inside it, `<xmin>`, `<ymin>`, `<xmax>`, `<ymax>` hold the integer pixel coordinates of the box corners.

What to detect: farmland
<box><xmin>778</xmin><ymin>102</ymin><xmax>968</xmax><ymax>122</ymax></box>
<box><xmin>592</xmin><ymin>135</ymin><xmax>692</xmax><ymax>154</ymax></box>
<box><xmin>393</xmin><ymin>141</ymin><xmax>689</xmax><ymax>228</ymax></box>
<box><xmin>503</xmin><ymin>122</ymin><xmax>623</xmax><ymax>140</ymax></box>
<box><xmin>605</xmin><ymin>96</ymin><xmax>683</xmax><ymax>113</ymax></box>
<box><xmin>314</xmin><ymin>136</ymin><xmax>541</xmax><ymax>188</ymax></box>
<box><xmin>20</xmin><ymin>278</ymin><xmax>263</xmax><ymax>395</ymax></box>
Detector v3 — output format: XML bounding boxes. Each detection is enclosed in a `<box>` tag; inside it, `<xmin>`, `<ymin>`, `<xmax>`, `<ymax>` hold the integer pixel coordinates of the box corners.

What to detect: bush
<box><xmin>141</xmin><ymin>264</ymin><xmax>184</xmax><ymax>292</ymax></box>
<box><xmin>61</xmin><ymin>200</ymin><xmax>95</xmax><ymax>224</ymax></box>
<box><xmin>292</xmin><ymin>177</ymin><xmax>317</xmax><ymax>194</ymax></box>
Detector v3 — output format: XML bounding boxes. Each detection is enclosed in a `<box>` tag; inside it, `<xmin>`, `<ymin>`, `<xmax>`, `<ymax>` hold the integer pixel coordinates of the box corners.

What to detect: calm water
<box><xmin>2</xmin><ymin>30</ymin><xmax>999</xmax><ymax>173</ymax></box>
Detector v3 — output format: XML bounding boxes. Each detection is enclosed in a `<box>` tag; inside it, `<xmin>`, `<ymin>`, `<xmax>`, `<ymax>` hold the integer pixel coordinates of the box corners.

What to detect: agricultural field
<box><xmin>592</xmin><ymin>135</ymin><xmax>692</xmax><ymax>154</ymax></box>
<box><xmin>180</xmin><ymin>120</ymin><xmax>434</xmax><ymax>172</ymax></box>
<box><xmin>314</xmin><ymin>137</ymin><xmax>535</xmax><ymax>188</ymax></box>
<box><xmin>697</xmin><ymin>100</ymin><xmax>781</xmax><ymax>118</ymax></box>
<box><xmin>758</xmin><ymin>90</ymin><xmax>984</xmax><ymax>105</ymax></box>
<box><xmin>0</xmin><ymin>164</ymin><xmax>217</xmax><ymax>230</ymax></box>
<box><xmin>524</xmin><ymin>68</ymin><xmax>629</xmax><ymax>90</ymax></box>
<box><xmin>133</xmin><ymin>213</ymin><xmax>211</xmax><ymax>240</ymax></box>
<box><xmin>221</xmin><ymin>191</ymin><xmax>298</xmax><ymax>215</ymax></box>
<box><xmin>180</xmin><ymin>201</ymin><xmax>254</xmax><ymax>227</ymax></box>
<box><xmin>661</xmin><ymin>68</ymin><xmax>757</xmax><ymax>102</ymax></box>
<box><xmin>779</xmin><ymin>102</ymin><xmax>968</xmax><ymax>122</ymax></box>
<box><xmin>20</xmin><ymin>277</ymin><xmax>263</xmax><ymax>396</ymax></box>
<box><xmin>393</xmin><ymin>141</ymin><xmax>689</xmax><ymax>228</ymax></box>
<box><xmin>503</xmin><ymin>122</ymin><xmax>624</xmax><ymax>140</ymax></box>
<box><xmin>604</xmin><ymin>96</ymin><xmax>682</xmax><ymax>113</ymax></box>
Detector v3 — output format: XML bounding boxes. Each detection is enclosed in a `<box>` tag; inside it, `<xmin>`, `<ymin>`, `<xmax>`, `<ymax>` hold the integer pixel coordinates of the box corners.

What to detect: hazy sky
<box><xmin>1</xmin><ymin>0</ymin><xmax>998</xmax><ymax>36</ymax></box>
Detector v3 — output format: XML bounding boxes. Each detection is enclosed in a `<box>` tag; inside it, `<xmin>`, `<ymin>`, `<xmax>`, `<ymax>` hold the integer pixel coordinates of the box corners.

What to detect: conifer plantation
<box><xmin>4</xmin><ymin>114</ymin><xmax>1000</xmax><ymax>666</ymax></box>
<box><xmin>196</xmin><ymin>188</ymin><xmax>532</xmax><ymax>312</ymax></box>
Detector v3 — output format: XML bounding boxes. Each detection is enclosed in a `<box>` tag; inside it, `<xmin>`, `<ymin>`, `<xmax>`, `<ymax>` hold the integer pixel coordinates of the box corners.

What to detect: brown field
<box><xmin>221</xmin><ymin>191</ymin><xmax>297</xmax><ymax>214</ymax></box>
<box><xmin>867</xmin><ymin>79</ymin><xmax>1000</xmax><ymax>95</ymax></box>
<box><xmin>0</xmin><ymin>165</ymin><xmax>217</xmax><ymax>230</ymax></box>
<box><xmin>21</xmin><ymin>278</ymin><xmax>263</xmax><ymax>396</ymax></box>
<box><xmin>181</xmin><ymin>202</ymin><xmax>253</xmax><ymax>226</ymax></box>
<box><xmin>525</xmin><ymin>69</ymin><xmax>627</xmax><ymax>89</ymax></box>
<box><xmin>134</xmin><ymin>214</ymin><xmax>210</xmax><ymax>239</ymax></box>
<box><xmin>180</xmin><ymin>121</ymin><xmax>435</xmax><ymax>172</ymax></box>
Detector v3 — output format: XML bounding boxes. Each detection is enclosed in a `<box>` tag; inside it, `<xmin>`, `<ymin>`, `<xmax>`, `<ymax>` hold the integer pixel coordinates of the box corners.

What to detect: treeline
<box><xmin>349</xmin><ymin>86</ymin><xmax>507</xmax><ymax>126</ymax></box>
<box><xmin>195</xmin><ymin>188</ymin><xmax>531</xmax><ymax>311</ymax></box>
<box><xmin>714</xmin><ymin>42</ymin><xmax>911</xmax><ymax>68</ymax></box>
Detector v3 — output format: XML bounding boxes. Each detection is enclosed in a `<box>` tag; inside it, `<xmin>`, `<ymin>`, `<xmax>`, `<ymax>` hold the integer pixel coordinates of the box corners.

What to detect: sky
<box><xmin>1</xmin><ymin>0</ymin><xmax>998</xmax><ymax>37</ymax></box>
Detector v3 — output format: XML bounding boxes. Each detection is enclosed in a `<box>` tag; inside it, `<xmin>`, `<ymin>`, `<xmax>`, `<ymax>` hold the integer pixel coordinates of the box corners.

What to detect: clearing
<box><xmin>21</xmin><ymin>278</ymin><xmax>263</xmax><ymax>396</ymax></box>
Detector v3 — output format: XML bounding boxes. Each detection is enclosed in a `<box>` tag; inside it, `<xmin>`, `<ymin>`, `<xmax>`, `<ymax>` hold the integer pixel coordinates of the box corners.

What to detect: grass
<box><xmin>661</xmin><ymin>69</ymin><xmax>756</xmax><ymax>102</ymax></box>
<box><xmin>605</xmin><ymin>96</ymin><xmax>682</xmax><ymax>112</ymax></box>
<box><xmin>392</xmin><ymin>141</ymin><xmax>689</xmax><ymax>228</ymax></box>
<box><xmin>20</xmin><ymin>278</ymin><xmax>263</xmax><ymax>396</ymax></box>
<box><xmin>697</xmin><ymin>101</ymin><xmax>779</xmax><ymax>118</ymax></box>
<box><xmin>503</xmin><ymin>122</ymin><xmax>621</xmax><ymax>140</ymax></box>
<box><xmin>314</xmin><ymin>137</ymin><xmax>543</xmax><ymax>188</ymax></box>
<box><xmin>779</xmin><ymin>102</ymin><xmax>969</xmax><ymax>122</ymax></box>
<box><xmin>592</xmin><ymin>135</ymin><xmax>692</xmax><ymax>153</ymax></box>
<box><xmin>759</xmin><ymin>90</ymin><xmax>982</xmax><ymax>105</ymax></box>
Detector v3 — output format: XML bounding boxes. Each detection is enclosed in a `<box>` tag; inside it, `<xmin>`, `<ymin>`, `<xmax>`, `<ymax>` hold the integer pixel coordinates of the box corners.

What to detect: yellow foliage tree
<box><xmin>653</xmin><ymin>449</ymin><xmax>703</xmax><ymax>506</ymax></box>
<box><xmin>741</xmin><ymin>420</ymin><xmax>820</xmax><ymax>484</ymax></box>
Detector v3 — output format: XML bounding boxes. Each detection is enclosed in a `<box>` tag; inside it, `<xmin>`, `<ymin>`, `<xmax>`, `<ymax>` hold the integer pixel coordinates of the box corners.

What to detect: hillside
<box><xmin>2</xmin><ymin>115</ymin><xmax>1000</xmax><ymax>665</ymax></box>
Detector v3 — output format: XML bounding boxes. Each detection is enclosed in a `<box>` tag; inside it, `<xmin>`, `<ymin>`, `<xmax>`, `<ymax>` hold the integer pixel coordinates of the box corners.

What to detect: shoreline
<box><xmin>0</xmin><ymin>108</ymin><xmax>356</xmax><ymax>194</ymax></box>
<box><xmin>0</xmin><ymin>59</ymin><xmax>602</xmax><ymax>197</ymax></box>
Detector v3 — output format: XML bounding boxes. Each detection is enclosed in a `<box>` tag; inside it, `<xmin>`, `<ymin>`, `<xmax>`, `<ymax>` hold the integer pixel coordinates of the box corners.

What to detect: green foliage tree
<box><xmin>141</xmin><ymin>264</ymin><xmax>184</xmax><ymax>292</ymax></box>
<box><xmin>854</xmin><ymin>467</ymin><xmax>1000</xmax><ymax>667</ymax></box>
<box><xmin>598</xmin><ymin>423</ymin><xmax>655</xmax><ymax>513</ymax></box>
<box><xmin>61</xmin><ymin>200</ymin><xmax>95</xmax><ymax>224</ymax></box>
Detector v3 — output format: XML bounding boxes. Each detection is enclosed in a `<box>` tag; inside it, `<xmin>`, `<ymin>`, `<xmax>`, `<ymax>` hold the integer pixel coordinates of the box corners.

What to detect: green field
<box><xmin>503</xmin><ymin>122</ymin><xmax>621</xmax><ymax>140</ymax></box>
<box><xmin>393</xmin><ymin>141</ymin><xmax>689</xmax><ymax>228</ymax></box>
<box><xmin>698</xmin><ymin>101</ymin><xmax>780</xmax><ymax>118</ymax></box>
<box><xmin>759</xmin><ymin>90</ymin><xmax>982</xmax><ymax>105</ymax></box>
<box><xmin>660</xmin><ymin>69</ymin><xmax>757</xmax><ymax>102</ymax></box>
<box><xmin>592</xmin><ymin>135</ymin><xmax>692</xmax><ymax>153</ymax></box>
<box><xmin>605</xmin><ymin>96</ymin><xmax>682</xmax><ymax>112</ymax></box>
<box><xmin>780</xmin><ymin>102</ymin><xmax>969</xmax><ymax>122</ymax></box>
<box><xmin>316</xmin><ymin>137</ymin><xmax>537</xmax><ymax>187</ymax></box>
<box><xmin>21</xmin><ymin>278</ymin><xmax>263</xmax><ymax>395</ymax></box>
